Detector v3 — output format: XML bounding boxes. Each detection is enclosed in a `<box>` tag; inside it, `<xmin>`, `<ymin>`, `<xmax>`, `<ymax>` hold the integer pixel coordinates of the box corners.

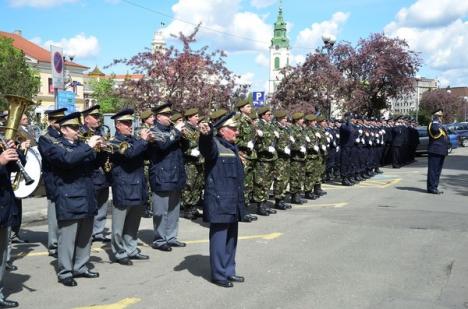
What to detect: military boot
<box><xmin>290</xmin><ymin>193</ymin><xmax>303</xmax><ymax>204</ymax></box>
<box><xmin>315</xmin><ymin>184</ymin><xmax>327</xmax><ymax>196</ymax></box>
<box><xmin>304</xmin><ymin>191</ymin><xmax>317</xmax><ymax>200</ymax></box>
<box><xmin>342</xmin><ymin>178</ymin><xmax>352</xmax><ymax>186</ymax></box>
<box><xmin>266</xmin><ymin>204</ymin><xmax>277</xmax><ymax>214</ymax></box>
<box><xmin>256</xmin><ymin>203</ymin><xmax>270</xmax><ymax>216</ymax></box>
<box><xmin>274</xmin><ymin>199</ymin><xmax>289</xmax><ymax>210</ymax></box>
<box><xmin>375</xmin><ymin>167</ymin><xmax>383</xmax><ymax>174</ymax></box>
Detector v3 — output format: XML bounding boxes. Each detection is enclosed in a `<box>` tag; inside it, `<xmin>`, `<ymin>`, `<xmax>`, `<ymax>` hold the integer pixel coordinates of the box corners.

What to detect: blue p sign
<box><xmin>253</xmin><ymin>91</ymin><xmax>265</xmax><ymax>107</ymax></box>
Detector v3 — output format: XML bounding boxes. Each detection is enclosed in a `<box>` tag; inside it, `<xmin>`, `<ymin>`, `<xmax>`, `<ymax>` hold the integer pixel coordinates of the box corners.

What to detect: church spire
<box><xmin>271</xmin><ymin>2</ymin><xmax>289</xmax><ymax>49</ymax></box>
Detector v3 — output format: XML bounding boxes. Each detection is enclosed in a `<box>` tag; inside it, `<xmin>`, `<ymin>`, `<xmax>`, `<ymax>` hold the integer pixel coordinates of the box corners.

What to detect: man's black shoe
<box><xmin>116</xmin><ymin>257</ymin><xmax>133</xmax><ymax>265</ymax></box>
<box><xmin>212</xmin><ymin>280</ymin><xmax>233</xmax><ymax>288</ymax></box>
<box><xmin>241</xmin><ymin>215</ymin><xmax>253</xmax><ymax>223</ymax></box>
<box><xmin>59</xmin><ymin>277</ymin><xmax>77</xmax><ymax>287</ymax></box>
<box><xmin>152</xmin><ymin>244</ymin><xmax>172</xmax><ymax>251</ymax></box>
<box><xmin>48</xmin><ymin>251</ymin><xmax>58</xmax><ymax>259</ymax></box>
<box><xmin>169</xmin><ymin>241</ymin><xmax>186</xmax><ymax>248</ymax></box>
<box><xmin>342</xmin><ymin>179</ymin><xmax>352</xmax><ymax>186</ymax></box>
<box><xmin>256</xmin><ymin>204</ymin><xmax>270</xmax><ymax>216</ymax></box>
<box><xmin>227</xmin><ymin>275</ymin><xmax>245</xmax><ymax>282</ymax></box>
<box><xmin>0</xmin><ymin>298</ymin><xmax>18</xmax><ymax>308</ymax></box>
<box><xmin>274</xmin><ymin>200</ymin><xmax>289</xmax><ymax>210</ymax></box>
<box><xmin>246</xmin><ymin>214</ymin><xmax>258</xmax><ymax>221</ymax></box>
<box><xmin>6</xmin><ymin>262</ymin><xmax>17</xmax><ymax>272</ymax></box>
<box><xmin>92</xmin><ymin>236</ymin><xmax>111</xmax><ymax>243</ymax></box>
<box><xmin>266</xmin><ymin>207</ymin><xmax>277</xmax><ymax>214</ymax></box>
<box><xmin>290</xmin><ymin>194</ymin><xmax>303</xmax><ymax>204</ymax></box>
<box><xmin>74</xmin><ymin>270</ymin><xmax>99</xmax><ymax>278</ymax></box>
<box><xmin>375</xmin><ymin>168</ymin><xmax>383</xmax><ymax>174</ymax></box>
<box><xmin>428</xmin><ymin>189</ymin><xmax>444</xmax><ymax>195</ymax></box>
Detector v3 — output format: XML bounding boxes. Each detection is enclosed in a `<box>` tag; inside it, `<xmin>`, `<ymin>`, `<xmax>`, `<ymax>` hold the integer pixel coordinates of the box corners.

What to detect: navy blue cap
<box><xmin>44</xmin><ymin>108</ymin><xmax>67</xmax><ymax>118</ymax></box>
<box><xmin>82</xmin><ymin>105</ymin><xmax>101</xmax><ymax>116</ymax></box>
<box><xmin>57</xmin><ymin>112</ymin><xmax>82</xmax><ymax>126</ymax></box>
<box><xmin>111</xmin><ymin>108</ymin><xmax>134</xmax><ymax>121</ymax></box>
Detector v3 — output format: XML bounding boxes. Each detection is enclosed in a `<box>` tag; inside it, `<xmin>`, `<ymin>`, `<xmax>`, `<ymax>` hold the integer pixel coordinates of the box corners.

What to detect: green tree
<box><xmin>88</xmin><ymin>77</ymin><xmax>124</xmax><ymax>113</ymax></box>
<box><xmin>0</xmin><ymin>37</ymin><xmax>40</xmax><ymax>109</ymax></box>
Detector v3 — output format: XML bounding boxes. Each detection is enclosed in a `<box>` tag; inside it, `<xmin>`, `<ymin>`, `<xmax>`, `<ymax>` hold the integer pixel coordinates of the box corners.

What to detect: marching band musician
<box><xmin>47</xmin><ymin>112</ymin><xmax>102</xmax><ymax>287</ymax></box>
<box><xmin>198</xmin><ymin>112</ymin><xmax>246</xmax><ymax>288</ymax></box>
<box><xmin>0</xmin><ymin>140</ymin><xmax>25</xmax><ymax>308</ymax></box>
<box><xmin>37</xmin><ymin>107</ymin><xmax>67</xmax><ymax>258</ymax></box>
<box><xmin>108</xmin><ymin>109</ymin><xmax>151</xmax><ymax>265</ymax></box>
<box><xmin>148</xmin><ymin>102</ymin><xmax>187</xmax><ymax>252</ymax></box>
<box><xmin>80</xmin><ymin>105</ymin><xmax>111</xmax><ymax>243</ymax></box>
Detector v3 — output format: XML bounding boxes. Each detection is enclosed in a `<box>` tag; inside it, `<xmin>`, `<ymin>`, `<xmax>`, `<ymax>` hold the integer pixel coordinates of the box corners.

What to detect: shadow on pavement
<box><xmin>5</xmin><ymin>272</ymin><xmax>33</xmax><ymax>297</ymax></box>
<box><xmin>395</xmin><ymin>186</ymin><xmax>428</xmax><ymax>193</ymax></box>
<box><xmin>173</xmin><ymin>254</ymin><xmax>211</xmax><ymax>282</ymax></box>
<box><xmin>441</xmin><ymin>173</ymin><xmax>468</xmax><ymax>196</ymax></box>
<box><xmin>137</xmin><ymin>229</ymin><xmax>154</xmax><ymax>247</ymax></box>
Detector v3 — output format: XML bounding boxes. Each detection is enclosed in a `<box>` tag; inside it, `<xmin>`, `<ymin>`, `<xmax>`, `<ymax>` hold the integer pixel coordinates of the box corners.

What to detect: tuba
<box><xmin>1</xmin><ymin>95</ymin><xmax>36</xmax><ymax>186</ymax></box>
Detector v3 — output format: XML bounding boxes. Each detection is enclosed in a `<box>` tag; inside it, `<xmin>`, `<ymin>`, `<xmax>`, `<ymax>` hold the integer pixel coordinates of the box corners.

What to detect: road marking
<box><xmin>74</xmin><ymin>297</ymin><xmax>141</xmax><ymax>309</ymax></box>
<box><xmin>14</xmin><ymin>233</ymin><xmax>283</xmax><ymax>257</ymax></box>
<box><xmin>294</xmin><ymin>202</ymin><xmax>348</xmax><ymax>209</ymax></box>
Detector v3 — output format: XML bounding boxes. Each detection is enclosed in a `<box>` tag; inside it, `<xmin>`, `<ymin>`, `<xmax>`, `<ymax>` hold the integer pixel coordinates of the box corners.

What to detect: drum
<box><xmin>12</xmin><ymin>146</ymin><xmax>42</xmax><ymax>199</ymax></box>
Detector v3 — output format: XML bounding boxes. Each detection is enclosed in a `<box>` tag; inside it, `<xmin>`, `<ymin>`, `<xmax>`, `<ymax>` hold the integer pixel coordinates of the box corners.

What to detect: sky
<box><xmin>1</xmin><ymin>0</ymin><xmax>468</xmax><ymax>94</ymax></box>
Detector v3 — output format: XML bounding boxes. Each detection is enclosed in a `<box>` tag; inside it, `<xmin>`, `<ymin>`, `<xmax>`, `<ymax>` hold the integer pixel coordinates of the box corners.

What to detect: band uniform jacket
<box><xmin>427</xmin><ymin>121</ymin><xmax>449</xmax><ymax>156</ymax></box>
<box><xmin>147</xmin><ymin>122</ymin><xmax>186</xmax><ymax>192</ymax></box>
<box><xmin>80</xmin><ymin>125</ymin><xmax>109</xmax><ymax>190</ymax></box>
<box><xmin>0</xmin><ymin>151</ymin><xmax>25</xmax><ymax>227</ymax></box>
<box><xmin>109</xmin><ymin>132</ymin><xmax>148</xmax><ymax>207</ymax></box>
<box><xmin>199</xmin><ymin>132</ymin><xmax>246</xmax><ymax>224</ymax></box>
<box><xmin>47</xmin><ymin>137</ymin><xmax>98</xmax><ymax>221</ymax></box>
<box><xmin>38</xmin><ymin>126</ymin><xmax>61</xmax><ymax>200</ymax></box>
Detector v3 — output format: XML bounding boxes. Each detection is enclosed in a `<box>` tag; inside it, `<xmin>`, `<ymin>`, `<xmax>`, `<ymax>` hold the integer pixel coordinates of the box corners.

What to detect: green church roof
<box><xmin>271</xmin><ymin>5</ymin><xmax>289</xmax><ymax>49</ymax></box>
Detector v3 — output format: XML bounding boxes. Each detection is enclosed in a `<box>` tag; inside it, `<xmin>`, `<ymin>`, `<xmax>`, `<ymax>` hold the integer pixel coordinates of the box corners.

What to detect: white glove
<box><xmin>190</xmin><ymin>148</ymin><xmax>200</xmax><ymax>157</ymax></box>
<box><xmin>305</xmin><ymin>136</ymin><xmax>311</xmax><ymax>143</ymax></box>
<box><xmin>359</xmin><ymin>129</ymin><xmax>363</xmax><ymax>134</ymax></box>
<box><xmin>247</xmin><ymin>141</ymin><xmax>254</xmax><ymax>150</ymax></box>
<box><xmin>355</xmin><ymin>138</ymin><xmax>360</xmax><ymax>143</ymax></box>
<box><xmin>268</xmin><ymin>146</ymin><xmax>276</xmax><ymax>153</ymax></box>
<box><xmin>274</xmin><ymin>131</ymin><xmax>279</xmax><ymax>138</ymax></box>
<box><xmin>315</xmin><ymin>132</ymin><xmax>321</xmax><ymax>138</ymax></box>
<box><xmin>300</xmin><ymin>146</ymin><xmax>306</xmax><ymax>153</ymax></box>
<box><xmin>284</xmin><ymin>147</ymin><xmax>291</xmax><ymax>155</ymax></box>
<box><xmin>313</xmin><ymin>145</ymin><xmax>319</xmax><ymax>152</ymax></box>
<box><xmin>325</xmin><ymin>131</ymin><xmax>331</xmax><ymax>136</ymax></box>
<box><xmin>371</xmin><ymin>132</ymin><xmax>375</xmax><ymax>137</ymax></box>
<box><xmin>369</xmin><ymin>141</ymin><xmax>373</xmax><ymax>146</ymax></box>
<box><xmin>336</xmin><ymin>146</ymin><xmax>340</xmax><ymax>152</ymax></box>
<box><xmin>365</xmin><ymin>132</ymin><xmax>369</xmax><ymax>137</ymax></box>
<box><xmin>333</xmin><ymin>141</ymin><xmax>337</xmax><ymax>147</ymax></box>
<box><xmin>289</xmin><ymin>136</ymin><xmax>296</xmax><ymax>143</ymax></box>
<box><xmin>321</xmin><ymin>145</ymin><xmax>326</xmax><ymax>151</ymax></box>
<box><xmin>256</xmin><ymin>129</ymin><xmax>263</xmax><ymax>137</ymax></box>
<box><xmin>361</xmin><ymin>138</ymin><xmax>365</xmax><ymax>144</ymax></box>
<box><xmin>326</xmin><ymin>137</ymin><xmax>331</xmax><ymax>143</ymax></box>
<box><xmin>336</xmin><ymin>134</ymin><xmax>340</xmax><ymax>138</ymax></box>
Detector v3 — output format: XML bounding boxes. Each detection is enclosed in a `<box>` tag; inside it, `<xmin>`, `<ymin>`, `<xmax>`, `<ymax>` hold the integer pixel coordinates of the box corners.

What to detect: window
<box><xmin>48</xmin><ymin>78</ymin><xmax>54</xmax><ymax>94</ymax></box>
<box><xmin>274</xmin><ymin>57</ymin><xmax>280</xmax><ymax>70</ymax></box>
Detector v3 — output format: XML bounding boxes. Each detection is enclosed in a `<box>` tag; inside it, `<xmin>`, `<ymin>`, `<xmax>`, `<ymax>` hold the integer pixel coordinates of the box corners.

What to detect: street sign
<box><xmin>50</xmin><ymin>45</ymin><xmax>64</xmax><ymax>89</ymax></box>
<box><xmin>57</xmin><ymin>91</ymin><xmax>76</xmax><ymax>113</ymax></box>
<box><xmin>252</xmin><ymin>91</ymin><xmax>265</xmax><ymax>107</ymax></box>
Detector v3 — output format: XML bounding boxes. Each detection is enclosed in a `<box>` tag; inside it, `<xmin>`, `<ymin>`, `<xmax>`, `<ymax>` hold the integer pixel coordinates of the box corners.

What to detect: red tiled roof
<box><xmin>0</xmin><ymin>31</ymin><xmax>88</xmax><ymax>69</ymax></box>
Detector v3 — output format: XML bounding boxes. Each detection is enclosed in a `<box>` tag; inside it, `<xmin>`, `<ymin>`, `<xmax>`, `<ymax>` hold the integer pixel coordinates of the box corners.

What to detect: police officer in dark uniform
<box><xmin>80</xmin><ymin>105</ymin><xmax>111</xmax><ymax>242</ymax></box>
<box><xmin>38</xmin><ymin>107</ymin><xmax>67</xmax><ymax>258</ymax></box>
<box><xmin>427</xmin><ymin>109</ymin><xmax>449</xmax><ymax>194</ymax></box>
<box><xmin>47</xmin><ymin>112</ymin><xmax>102</xmax><ymax>287</ymax></box>
<box><xmin>108</xmin><ymin>109</ymin><xmax>151</xmax><ymax>265</ymax></box>
<box><xmin>391</xmin><ymin>117</ymin><xmax>405</xmax><ymax>168</ymax></box>
<box><xmin>0</xmin><ymin>139</ymin><xmax>25</xmax><ymax>307</ymax></box>
<box><xmin>199</xmin><ymin>112</ymin><xmax>246</xmax><ymax>288</ymax></box>
<box><xmin>339</xmin><ymin>112</ymin><xmax>356</xmax><ymax>186</ymax></box>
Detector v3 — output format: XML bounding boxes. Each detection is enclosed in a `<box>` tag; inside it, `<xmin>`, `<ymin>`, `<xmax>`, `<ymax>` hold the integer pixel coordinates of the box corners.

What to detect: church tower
<box><xmin>152</xmin><ymin>27</ymin><xmax>166</xmax><ymax>53</ymax></box>
<box><xmin>269</xmin><ymin>4</ymin><xmax>290</xmax><ymax>94</ymax></box>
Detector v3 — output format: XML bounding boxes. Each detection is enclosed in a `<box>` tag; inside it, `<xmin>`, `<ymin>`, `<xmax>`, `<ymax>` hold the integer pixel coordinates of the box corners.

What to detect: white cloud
<box><xmin>41</xmin><ymin>33</ymin><xmax>100</xmax><ymax>59</ymax></box>
<box><xmin>250</xmin><ymin>0</ymin><xmax>276</xmax><ymax>9</ymax></box>
<box><xmin>295</xmin><ymin>11</ymin><xmax>350</xmax><ymax>50</ymax></box>
<box><xmin>8</xmin><ymin>0</ymin><xmax>79</xmax><ymax>8</ymax></box>
<box><xmin>236</xmin><ymin>72</ymin><xmax>255</xmax><ymax>85</ymax></box>
<box><xmin>255</xmin><ymin>52</ymin><xmax>269</xmax><ymax>67</ymax></box>
<box><xmin>161</xmin><ymin>0</ymin><xmax>272</xmax><ymax>52</ymax></box>
<box><xmin>384</xmin><ymin>0</ymin><xmax>468</xmax><ymax>86</ymax></box>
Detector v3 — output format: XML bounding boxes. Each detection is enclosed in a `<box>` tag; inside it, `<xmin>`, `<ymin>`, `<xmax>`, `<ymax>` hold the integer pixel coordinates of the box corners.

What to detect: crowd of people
<box><xmin>0</xmin><ymin>99</ymin><xmax>424</xmax><ymax>307</ymax></box>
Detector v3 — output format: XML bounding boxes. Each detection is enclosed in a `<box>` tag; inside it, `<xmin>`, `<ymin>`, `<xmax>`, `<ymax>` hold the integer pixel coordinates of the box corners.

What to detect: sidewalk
<box><xmin>22</xmin><ymin>196</ymin><xmax>48</xmax><ymax>226</ymax></box>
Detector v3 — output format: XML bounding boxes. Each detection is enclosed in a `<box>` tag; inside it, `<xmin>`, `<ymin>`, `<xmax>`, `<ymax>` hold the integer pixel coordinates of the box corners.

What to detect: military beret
<box><xmin>82</xmin><ymin>105</ymin><xmax>101</xmax><ymax>116</ymax></box>
<box><xmin>274</xmin><ymin>110</ymin><xmax>287</xmax><ymax>119</ymax></box>
<box><xmin>199</xmin><ymin>116</ymin><xmax>207</xmax><ymax>123</ymax></box>
<box><xmin>210</xmin><ymin>109</ymin><xmax>228</xmax><ymax>121</ymax></box>
<box><xmin>213</xmin><ymin>112</ymin><xmax>238</xmax><ymax>129</ymax></box>
<box><xmin>57</xmin><ymin>112</ymin><xmax>82</xmax><ymax>126</ymax></box>
<box><xmin>184</xmin><ymin>108</ymin><xmax>199</xmax><ymax>118</ymax></box>
<box><xmin>291</xmin><ymin>112</ymin><xmax>304</xmax><ymax>121</ymax></box>
<box><xmin>111</xmin><ymin>108</ymin><xmax>134</xmax><ymax>121</ymax></box>
<box><xmin>140</xmin><ymin>109</ymin><xmax>153</xmax><ymax>121</ymax></box>
<box><xmin>170</xmin><ymin>112</ymin><xmax>183</xmax><ymax>122</ymax></box>
<box><xmin>304</xmin><ymin>114</ymin><xmax>316</xmax><ymax>122</ymax></box>
<box><xmin>235</xmin><ymin>100</ymin><xmax>251</xmax><ymax>109</ymax></box>
<box><xmin>250</xmin><ymin>111</ymin><xmax>258</xmax><ymax>120</ymax></box>
<box><xmin>256</xmin><ymin>106</ymin><xmax>271</xmax><ymax>116</ymax></box>
<box><xmin>45</xmin><ymin>108</ymin><xmax>67</xmax><ymax>119</ymax></box>
<box><xmin>152</xmin><ymin>102</ymin><xmax>172</xmax><ymax>115</ymax></box>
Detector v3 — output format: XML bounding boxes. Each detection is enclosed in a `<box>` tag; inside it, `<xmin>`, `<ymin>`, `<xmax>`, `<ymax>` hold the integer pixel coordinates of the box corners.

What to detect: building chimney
<box><xmin>13</xmin><ymin>30</ymin><xmax>22</xmax><ymax>36</ymax></box>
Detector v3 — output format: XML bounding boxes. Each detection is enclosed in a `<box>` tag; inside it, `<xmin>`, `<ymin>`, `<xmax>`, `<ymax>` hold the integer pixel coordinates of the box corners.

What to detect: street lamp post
<box><xmin>321</xmin><ymin>33</ymin><xmax>336</xmax><ymax>119</ymax></box>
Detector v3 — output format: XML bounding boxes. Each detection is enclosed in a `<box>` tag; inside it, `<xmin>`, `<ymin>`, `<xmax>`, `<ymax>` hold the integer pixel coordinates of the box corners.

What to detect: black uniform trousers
<box><xmin>209</xmin><ymin>222</ymin><xmax>238</xmax><ymax>282</ymax></box>
<box><xmin>427</xmin><ymin>153</ymin><xmax>445</xmax><ymax>192</ymax></box>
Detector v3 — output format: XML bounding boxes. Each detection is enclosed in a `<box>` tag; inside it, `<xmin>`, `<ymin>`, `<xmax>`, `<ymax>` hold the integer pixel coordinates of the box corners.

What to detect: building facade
<box><xmin>269</xmin><ymin>6</ymin><xmax>290</xmax><ymax>95</ymax></box>
<box><xmin>390</xmin><ymin>77</ymin><xmax>438</xmax><ymax>115</ymax></box>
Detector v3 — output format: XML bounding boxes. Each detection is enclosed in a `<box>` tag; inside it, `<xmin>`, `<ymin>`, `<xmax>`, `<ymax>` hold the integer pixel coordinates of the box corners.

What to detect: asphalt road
<box><xmin>8</xmin><ymin>147</ymin><xmax>468</xmax><ymax>309</ymax></box>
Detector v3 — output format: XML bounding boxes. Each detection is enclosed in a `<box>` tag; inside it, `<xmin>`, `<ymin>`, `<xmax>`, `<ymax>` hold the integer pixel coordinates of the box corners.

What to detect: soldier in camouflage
<box><xmin>314</xmin><ymin>117</ymin><xmax>328</xmax><ymax>197</ymax></box>
<box><xmin>272</xmin><ymin>110</ymin><xmax>292</xmax><ymax>210</ymax></box>
<box><xmin>289</xmin><ymin>112</ymin><xmax>307</xmax><ymax>204</ymax></box>
<box><xmin>181</xmin><ymin>108</ymin><xmax>204</xmax><ymax>220</ymax></box>
<box><xmin>252</xmin><ymin>106</ymin><xmax>277</xmax><ymax>216</ymax></box>
<box><xmin>303</xmin><ymin>114</ymin><xmax>322</xmax><ymax>200</ymax></box>
<box><xmin>139</xmin><ymin>109</ymin><xmax>155</xmax><ymax>218</ymax></box>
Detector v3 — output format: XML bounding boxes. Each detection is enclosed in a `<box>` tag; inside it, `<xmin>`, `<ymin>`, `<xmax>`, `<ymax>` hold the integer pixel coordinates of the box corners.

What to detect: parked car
<box><xmin>416</xmin><ymin>125</ymin><xmax>456</xmax><ymax>155</ymax></box>
<box><xmin>445</xmin><ymin>122</ymin><xmax>468</xmax><ymax>147</ymax></box>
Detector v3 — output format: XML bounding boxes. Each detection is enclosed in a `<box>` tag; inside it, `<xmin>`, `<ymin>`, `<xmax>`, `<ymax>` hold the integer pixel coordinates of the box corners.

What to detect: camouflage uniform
<box><xmin>289</xmin><ymin>116</ymin><xmax>307</xmax><ymax>204</ymax></box>
<box><xmin>272</xmin><ymin>115</ymin><xmax>291</xmax><ymax>209</ymax></box>
<box><xmin>303</xmin><ymin>121</ymin><xmax>321</xmax><ymax>199</ymax></box>
<box><xmin>181</xmin><ymin>122</ymin><xmax>204</xmax><ymax>217</ymax></box>
<box><xmin>314</xmin><ymin>121</ymin><xmax>328</xmax><ymax>196</ymax></box>
<box><xmin>236</xmin><ymin>113</ymin><xmax>257</xmax><ymax>204</ymax></box>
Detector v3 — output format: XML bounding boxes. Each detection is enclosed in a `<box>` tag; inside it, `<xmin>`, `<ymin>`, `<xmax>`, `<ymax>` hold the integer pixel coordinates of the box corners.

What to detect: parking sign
<box><xmin>253</xmin><ymin>91</ymin><xmax>265</xmax><ymax>107</ymax></box>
